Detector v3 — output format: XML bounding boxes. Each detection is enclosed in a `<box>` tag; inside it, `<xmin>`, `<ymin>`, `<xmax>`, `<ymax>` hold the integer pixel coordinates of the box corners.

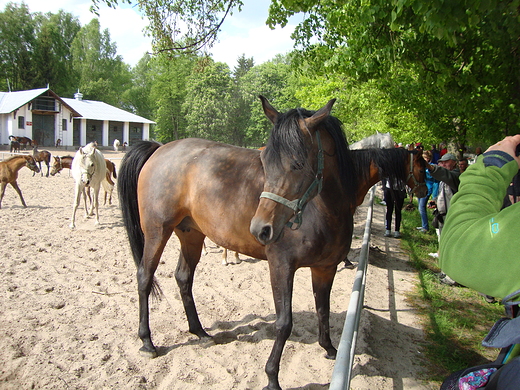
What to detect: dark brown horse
<box><xmin>50</xmin><ymin>155</ymin><xmax>74</xmax><ymax>176</ymax></box>
<box><xmin>0</xmin><ymin>155</ymin><xmax>40</xmax><ymax>208</ymax></box>
<box><xmin>118</xmin><ymin>97</ymin><xmax>427</xmax><ymax>390</ymax></box>
<box><xmin>9</xmin><ymin>140</ymin><xmax>20</xmax><ymax>153</ymax></box>
<box><xmin>32</xmin><ymin>146</ymin><xmax>52</xmax><ymax>177</ymax></box>
<box><xmin>9</xmin><ymin>135</ymin><xmax>34</xmax><ymax>150</ymax></box>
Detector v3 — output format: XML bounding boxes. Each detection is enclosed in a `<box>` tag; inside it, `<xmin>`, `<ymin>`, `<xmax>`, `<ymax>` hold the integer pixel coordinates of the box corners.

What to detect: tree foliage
<box><xmin>267</xmin><ymin>0</ymin><xmax>520</xmax><ymax>146</ymax></box>
<box><xmin>71</xmin><ymin>19</ymin><xmax>132</xmax><ymax>105</ymax></box>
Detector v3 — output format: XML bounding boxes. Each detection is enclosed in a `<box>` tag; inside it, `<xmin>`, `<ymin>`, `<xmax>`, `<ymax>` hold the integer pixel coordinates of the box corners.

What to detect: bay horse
<box><xmin>9</xmin><ymin>135</ymin><xmax>33</xmax><ymax>150</ymax></box>
<box><xmin>10</xmin><ymin>140</ymin><xmax>20</xmax><ymax>153</ymax></box>
<box><xmin>117</xmin><ymin>97</ymin><xmax>427</xmax><ymax>390</ymax></box>
<box><xmin>50</xmin><ymin>155</ymin><xmax>74</xmax><ymax>177</ymax></box>
<box><xmin>32</xmin><ymin>146</ymin><xmax>52</xmax><ymax>177</ymax></box>
<box><xmin>0</xmin><ymin>155</ymin><xmax>40</xmax><ymax>208</ymax></box>
<box><xmin>70</xmin><ymin>142</ymin><xmax>106</xmax><ymax>229</ymax></box>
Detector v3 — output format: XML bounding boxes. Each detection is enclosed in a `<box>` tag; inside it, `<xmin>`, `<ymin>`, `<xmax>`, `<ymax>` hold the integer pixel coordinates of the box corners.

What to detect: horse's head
<box><xmin>25</xmin><ymin>155</ymin><xmax>40</xmax><ymax>174</ymax></box>
<box><xmin>50</xmin><ymin>157</ymin><xmax>61</xmax><ymax>176</ymax></box>
<box><xmin>250</xmin><ymin>96</ymin><xmax>336</xmax><ymax>245</ymax></box>
<box><xmin>406</xmin><ymin>150</ymin><xmax>428</xmax><ymax>198</ymax></box>
<box><xmin>77</xmin><ymin>146</ymin><xmax>97</xmax><ymax>185</ymax></box>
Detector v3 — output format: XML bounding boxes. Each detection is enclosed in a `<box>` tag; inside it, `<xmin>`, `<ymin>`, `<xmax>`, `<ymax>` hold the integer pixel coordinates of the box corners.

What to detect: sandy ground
<box><xmin>0</xmin><ymin>147</ymin><xmax>438</xmax><ymax>389</ymax></box>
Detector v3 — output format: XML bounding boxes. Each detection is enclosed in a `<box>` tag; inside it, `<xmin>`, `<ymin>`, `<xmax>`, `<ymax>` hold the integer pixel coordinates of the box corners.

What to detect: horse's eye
<box><xmin>291</xmin><ymin>161</ymin><xmax>304</xmax><ymax>170</ymax></box>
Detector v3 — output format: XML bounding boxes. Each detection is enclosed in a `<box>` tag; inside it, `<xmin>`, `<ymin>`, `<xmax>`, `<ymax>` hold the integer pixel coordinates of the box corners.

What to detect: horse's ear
<box><xmin>304</xmin><ymin>99</ymin><xmax>336</xmax><ymax>129</ymax></box>
<box><xmin>259</xmin><ymin>95</ymin><xmax>279</xmax><ymax>124</ymax></box>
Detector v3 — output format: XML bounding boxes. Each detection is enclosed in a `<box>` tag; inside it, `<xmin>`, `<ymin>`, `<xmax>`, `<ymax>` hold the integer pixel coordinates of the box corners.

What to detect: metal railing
<box><xmin>329</xmin><ymin>185</ymin><xmax>375</xmax><ymax>390</ymax></box>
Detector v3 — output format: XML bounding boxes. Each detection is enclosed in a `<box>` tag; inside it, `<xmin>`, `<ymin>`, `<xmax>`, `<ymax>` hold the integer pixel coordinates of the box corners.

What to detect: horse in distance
<box><xmin>0</xmin><ymin>155</ymin><xmax>40</xmax><ymax>208</ymax></box>
<box><xmin>70</xmin><ymin>142</ymin><xmax>106</xmax><ymax>228</ymax></box>
<box><xmin>32</xmin><ymin>146</ymin><xmax>52</xmax><ymax>177</ymax></box>
<box><xmin>349</xmin><ymin>131</ymin><xmax>394</xmax><ymax>150</ymax></box>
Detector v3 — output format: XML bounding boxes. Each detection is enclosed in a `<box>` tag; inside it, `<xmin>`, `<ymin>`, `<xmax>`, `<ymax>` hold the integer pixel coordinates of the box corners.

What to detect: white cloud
<box><xmin>211</xmin><ymin>24</ymin><xmax>295</xmax><ymax>68</ymax></box>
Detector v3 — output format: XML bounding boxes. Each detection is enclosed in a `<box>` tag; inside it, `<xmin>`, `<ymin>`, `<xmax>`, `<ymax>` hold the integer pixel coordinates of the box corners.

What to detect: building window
<box><xmin>18</xmin><ymin>116</ymin><xmax>25</xmax><ymax>129</ymax></box>
<box><xmin>62</xmin><ymin>119</ymin><xmax>67</xmax><ymax>131</ymax></box>
<box><xmin>91</xmin><ymin>125</ymin><xmax>96</xmax><ymax>131</ymax></box>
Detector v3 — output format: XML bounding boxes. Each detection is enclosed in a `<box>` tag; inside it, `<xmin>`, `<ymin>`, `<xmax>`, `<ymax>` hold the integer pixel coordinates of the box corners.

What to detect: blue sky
<box><xmin>0</xmin><ymin>0</ymin><xmax>301</xmax><ymax>68</ymax></box>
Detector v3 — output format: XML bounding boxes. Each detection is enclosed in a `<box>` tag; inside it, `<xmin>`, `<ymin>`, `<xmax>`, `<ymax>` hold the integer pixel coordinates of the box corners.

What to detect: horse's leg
<box><xmin>10</xmin><ymin>181</ymin><xmax>27</xmax><ymax>208</ymax></box>
<box><xmin>91</xmin><ymin>186</ymin><xmax>100</xmax><ymax>225</ymax></box>
<box><xmin>264</xmin><ymin>256</ymin><xmax>295</xmax><ymax>390</ymax></box>
<box><xmin>311</xmin><ymin>265</ymin><xmax>338</xmax><ymax>359</ymax></box>
<box><xmin>222</xmin><ymin>248</ymin><xmax>228</xmax><ymax>265</ymax></box>
<box><xmin>70</xmin><ymin>185</ymin><xmax>83</xmax><ymax>228</ymax></box>
<box><xmin>175</xmin><ymin>228</ymin><xmax>211</xmax><ymax>339</ymax></box>
<box><xmin>45</xmin><ymin>162</ymin><xmax>49</xmax><ymax>177</ymax></box>
<box><xmin>33</xmin><ymin>162</ymin><xmax>40</xmax><ymax>177</ymax></box>
<box><xmin>136</xmin><ymin>228</ymin><xmax>172</xmax><ymax>357</ymax></box>
<box><xmin>0</xmin><ymin>183</ymin><xmax>5</xmax><ymax>208</ymax></box>
<box><xmin>233</xmin><ymin>251</ymin><xmax>241</xmax><ymax>264</ymax></box>
<box><xmin>82</xmin><ymin>188</ymin><xmax>89</xmax><ymax>217</ymax></box>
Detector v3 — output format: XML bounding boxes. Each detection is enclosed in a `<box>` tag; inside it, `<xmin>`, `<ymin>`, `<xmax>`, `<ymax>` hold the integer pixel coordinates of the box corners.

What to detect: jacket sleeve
<box><xmin>439</xmin><ymin>152</ymin><xmax>520</xmax><ymax>299</ymax></box>
<box><xmin>429</xmin><ymin>165</ymin><xmax>460</xmax><ymax>191</ymax></box>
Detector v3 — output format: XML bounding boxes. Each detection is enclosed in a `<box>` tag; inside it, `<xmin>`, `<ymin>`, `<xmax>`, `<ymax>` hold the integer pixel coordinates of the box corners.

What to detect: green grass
<box><xmin>398</xmin><ymin>198</ymin><xmax>504</xmax><ymax>381</ymax></box>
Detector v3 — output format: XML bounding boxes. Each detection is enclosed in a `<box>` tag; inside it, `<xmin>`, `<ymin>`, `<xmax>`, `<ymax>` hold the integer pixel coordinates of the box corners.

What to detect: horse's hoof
<box><xmin>139</xmin><ymin>347</ymin><xmax>157</xmax><ymax>359</ymax></box>
<box><xmin>325</xmin><ymin>350</ymin><xmax>337</xmax><ymax>360</ymax></box>
<box><xmin>69</xmin><ymin>224</ymin><xmax>75</xmax><ymax>229</ymax></box>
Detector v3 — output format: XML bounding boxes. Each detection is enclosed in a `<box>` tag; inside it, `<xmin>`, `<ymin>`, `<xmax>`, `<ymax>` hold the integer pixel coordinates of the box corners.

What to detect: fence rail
<box><xmin>329</xmin><ymin>185</ymin><xmax>375</xmax><ymax>389</ymax></box>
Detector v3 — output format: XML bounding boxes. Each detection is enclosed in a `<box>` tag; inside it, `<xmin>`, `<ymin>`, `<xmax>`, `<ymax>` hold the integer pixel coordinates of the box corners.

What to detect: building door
<box><xmin>32</xmin><ymin>114</ymin><xmax>55</xmax><ymax>147</ymax></box>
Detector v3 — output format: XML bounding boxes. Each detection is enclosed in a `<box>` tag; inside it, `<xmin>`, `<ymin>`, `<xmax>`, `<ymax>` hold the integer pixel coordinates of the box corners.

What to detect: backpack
<box><xmin>440</xmin><ymin>294</ymin><xmax>520</xmax><ymax>390</ymax></box>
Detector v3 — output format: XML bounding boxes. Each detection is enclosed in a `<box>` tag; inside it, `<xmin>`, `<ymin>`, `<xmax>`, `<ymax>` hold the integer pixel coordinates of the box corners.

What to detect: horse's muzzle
<box><xmin>250</xmin><ymin>217</ymin><xmax>274</xmax><ymax>245</ymax></box>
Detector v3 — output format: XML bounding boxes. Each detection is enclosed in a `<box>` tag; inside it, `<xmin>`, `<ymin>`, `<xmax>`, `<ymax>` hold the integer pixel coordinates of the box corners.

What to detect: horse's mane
<box><xmin>264</xmin><ymin>107</ymin><xmax>358</xmax><ymax>209</ymax></box>
<box><xmin>351</xmin><ymin>148</ymin><xmax>418</xmax><ymax>185</ymax></box>
<box><xmin>4</xmin><ymin>154</ymin><xmax>28</xmax><ymax>162</ymax></box>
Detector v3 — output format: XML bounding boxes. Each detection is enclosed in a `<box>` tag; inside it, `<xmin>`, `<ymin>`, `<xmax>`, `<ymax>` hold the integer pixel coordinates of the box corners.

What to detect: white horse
<box><xmin>70</xmin><ymin>142</ymin><xmax>106</xmax><ymax>229</ymax></box>
<box><xmin>113</xmin><ymin>139</ymin><xmax>120</xmax><ymax>152</ymax></box>
<box><xmin>349</xmin><ymin>131</ymin><xmax>394</xmax><ymax>149</ymax></box>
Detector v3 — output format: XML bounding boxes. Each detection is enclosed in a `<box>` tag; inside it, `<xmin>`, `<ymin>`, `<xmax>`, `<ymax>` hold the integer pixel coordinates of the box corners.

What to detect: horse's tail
<box><xmin>118</xmin><ymin>140</ymin><xmax>162</xmax><ymax>268</ymax></box>
<box><xmin>111</xmin><ymin>162</ymin><xmax>117</xmax><ymax>179</ymax></box>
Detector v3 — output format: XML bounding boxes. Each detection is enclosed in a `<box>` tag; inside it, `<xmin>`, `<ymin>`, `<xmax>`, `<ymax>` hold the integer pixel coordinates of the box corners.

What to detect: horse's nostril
<box><xmin>259</xmin><ymin>225</ymin><xmax>272</xmax><ymax>243</ymax></box>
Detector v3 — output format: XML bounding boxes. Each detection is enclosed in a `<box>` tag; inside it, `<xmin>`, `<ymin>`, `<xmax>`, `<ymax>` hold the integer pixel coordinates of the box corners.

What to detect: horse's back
<box><xmin>138</xmin><ymin>138</ymin><xmax>265</xmax><ymax>257</ymax></box>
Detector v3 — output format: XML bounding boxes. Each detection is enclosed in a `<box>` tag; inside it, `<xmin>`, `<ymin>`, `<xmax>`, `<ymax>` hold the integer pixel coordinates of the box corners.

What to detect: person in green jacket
<box><xmin>439</xmin><ymin>135</ymin><xmax>520</xmax><ymax>390</ymax></box>
<box><xmin>439</xmin><ymin>134</ymin><xmax>520</xmax><ymax>299</ymax></box>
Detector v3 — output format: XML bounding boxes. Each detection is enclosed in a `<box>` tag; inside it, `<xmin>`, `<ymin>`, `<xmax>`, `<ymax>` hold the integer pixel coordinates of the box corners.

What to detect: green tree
<box><xmin>182</xmin><ymin>58</ymin><xmax>234</xmax><ymax>142</ymax></box>
<box><xmin>267</xmin><ymin>0</ymin><xmax>520</xmax><ymax>147</ymax></box>
<box><xmin>240</xmin><ymin>56</ymin><xmax>299</xmax><ymax>147</ymax></box>
<box><xmin>71</xmin><ymin>18</ymin><xmax>132</xmax><ymax>105</ymax></box>
<box><xmin>33</xmin><ymin>10</ymin><xmax>81</xmax><ymax>96</ymax></box>
<box><xmin>150</xmin><ymin>52</ymin><xmax>196</xmax><ymax>142</ymax></box>
<box><xmin>121</xmin><ymin>53</ymin><xmax>154</xmax><ymax>119</ymax></box>
<box><xmin>0</xmin><ymin>3</ymin><xmax>37</xmax><ymax>91</ymax></box>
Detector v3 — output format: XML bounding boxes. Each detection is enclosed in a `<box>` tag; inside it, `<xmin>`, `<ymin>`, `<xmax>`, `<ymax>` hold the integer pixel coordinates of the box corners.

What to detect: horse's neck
<box><xmin>12</xmin><ymin>157</ymin><xmax>28</xmax><ymax>171</ymax></box>
<box><xmin>355</xmin><ymin>161</ymin><xmax>380</xmax><ymax>207</ymax></box>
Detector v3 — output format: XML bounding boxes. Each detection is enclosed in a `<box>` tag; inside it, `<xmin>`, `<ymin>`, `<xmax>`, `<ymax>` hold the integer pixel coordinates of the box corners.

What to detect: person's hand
<box><xmin>486</xmin><ymin>134</ymin><xmax>520</xmax><ymax>168</ymax></box>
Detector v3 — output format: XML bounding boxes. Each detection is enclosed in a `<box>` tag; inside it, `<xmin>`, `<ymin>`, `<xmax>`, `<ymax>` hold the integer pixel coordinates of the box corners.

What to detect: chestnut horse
<box><xmin>118</xmin><ymin>97</ymin><xmax>426</xmax><ymax>390</ymax></box>
<box><xmin>50</xmin><ymin>155</ymin><xmax>74</xmax><ymax>177</ymax></box>
<box><xmin>32</xmin><ymin>146</ymin><xmax>52</xmax><ymax>177</ymax></box>
<box><xmin>0</xmin><ymin>155</ymin><xmax>40</xmax><ymax>208</ymax></box>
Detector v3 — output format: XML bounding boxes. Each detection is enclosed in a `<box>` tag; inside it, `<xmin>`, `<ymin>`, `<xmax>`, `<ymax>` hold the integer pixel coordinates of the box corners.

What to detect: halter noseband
<box><xmin>259</xmin><ymin>130</ymin><xmax>324</xmax><ymax>229</ymax></box>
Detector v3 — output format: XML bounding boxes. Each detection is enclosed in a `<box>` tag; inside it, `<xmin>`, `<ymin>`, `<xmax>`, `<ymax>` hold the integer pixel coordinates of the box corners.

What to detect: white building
<box><xmin>0</xmin><ymin>87</ymin><xmax>155</xmax><ymax>148</ymax></box>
